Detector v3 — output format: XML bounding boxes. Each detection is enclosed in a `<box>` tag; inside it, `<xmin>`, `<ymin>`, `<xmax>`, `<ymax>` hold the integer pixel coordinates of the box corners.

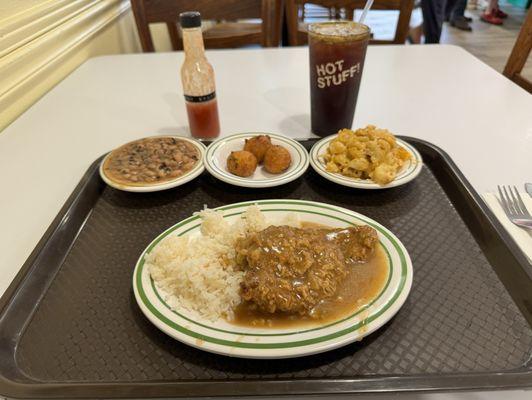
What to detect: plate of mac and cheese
<box><xmin>310</xmin><ymin>126</ymin><xmax>423</xmax><ymax>189</ymax></box>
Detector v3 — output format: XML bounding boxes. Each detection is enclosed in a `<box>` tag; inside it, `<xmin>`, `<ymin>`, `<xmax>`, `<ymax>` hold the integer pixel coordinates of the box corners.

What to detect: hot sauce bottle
<box><xmin>179</xmin><ymin>11</ymin><xmax>220</xmax><ymax>138</ymax></box>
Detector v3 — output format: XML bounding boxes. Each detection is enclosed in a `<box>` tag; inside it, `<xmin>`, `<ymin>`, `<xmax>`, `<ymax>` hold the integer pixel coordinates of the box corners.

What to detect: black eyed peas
<box><xmin>103</xmin><ymin>137</ymin><xmax>199</xmax><ymax>186</ymax></box>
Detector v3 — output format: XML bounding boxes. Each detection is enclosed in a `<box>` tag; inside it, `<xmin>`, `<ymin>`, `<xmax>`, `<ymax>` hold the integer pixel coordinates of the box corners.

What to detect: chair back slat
<box><xmin>131</xmin><ymin>0</ymin><xmax>281</xmax><ymax>51</ymax></box>
<box><xmin>167</xmin><ymin>22</ymin><xmax>182</xmax><ymax>51</ymax></box>
<box><xmin>285</xmin><ymin>0</ymin><xmax>414</xmax><ymax>45</ymax></box>
<box><xmin>142</xmin><ymin>0</ymin><xmax>263</xmax><ymax>23</ymax></box>
<box><xmin>292</xmin><ymin>0</ymin><xmax>404</xmax><ymax>10</ymax></box>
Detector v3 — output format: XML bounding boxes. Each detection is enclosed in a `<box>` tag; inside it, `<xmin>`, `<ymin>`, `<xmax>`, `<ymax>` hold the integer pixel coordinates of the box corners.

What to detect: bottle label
<box><xmin>184</xmin><ymin>92</ymin><xmax>216</xmax><ymax>103</ymax></box>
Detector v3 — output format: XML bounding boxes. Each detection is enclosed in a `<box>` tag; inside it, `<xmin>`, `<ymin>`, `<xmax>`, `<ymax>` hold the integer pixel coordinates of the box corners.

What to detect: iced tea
<box><xmin>308</xmin><ymin>22</ymin><xmax>370</xmax><ymax>137</ymax></box>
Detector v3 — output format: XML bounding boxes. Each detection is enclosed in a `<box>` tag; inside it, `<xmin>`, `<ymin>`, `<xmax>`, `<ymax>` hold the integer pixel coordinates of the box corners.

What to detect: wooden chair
<box><xmin>503</xmin><ymin>7</ymin><xmax>532</xmax><ymax>93</ymax></box>
<box><xmin>285</xmin><ymin>0</ymin><xmax>415</xmax><ymax>45</ymax></box>
<box><xmin>131</xmin><ymin>0</ymin><xmax>282</xmax><ymax>51</ymax></box>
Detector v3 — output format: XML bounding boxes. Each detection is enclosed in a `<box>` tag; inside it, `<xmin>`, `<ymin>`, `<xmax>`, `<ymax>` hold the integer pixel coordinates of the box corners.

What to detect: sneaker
<box><xmin>451</xmin><ymin>17</ymin><xmax>473</xmax><ymax>31</ymax></box>
<box><xmin>495</xmin><ymin>8</ymin><xmax>508</xmax><ymax>18</ymax></box>
<box><xmin>481</xmin><ymin>12</ymin><xmax>503</xmax><ymax>25</ymax></box>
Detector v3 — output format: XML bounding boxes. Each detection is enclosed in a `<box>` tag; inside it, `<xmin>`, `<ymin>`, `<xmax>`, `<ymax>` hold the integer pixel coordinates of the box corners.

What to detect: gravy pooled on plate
<box><xmin>103</xmin><ymin>137</ymin><xmax>199</xmax><ymax>186</ymax></box>
<box><xmin>233</xmin><ymin>223</ymin><xmax>388</xmax><ymax>328</ymax></box>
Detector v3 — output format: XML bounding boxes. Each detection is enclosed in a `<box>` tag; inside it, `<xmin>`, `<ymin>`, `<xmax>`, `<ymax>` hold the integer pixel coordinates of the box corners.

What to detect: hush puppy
<box><xmin>243</xmin><ymin>135</ymin><xmax>272</xmax><ymax>163</ymax></box>
<box><xmin>263</xmin><ymin>145</ymin><xmax>291</xmax><ymax>174</ymax></box>
<box><xmin>227</xmin><ymin>150</ymin><xmax>257</xmax><ymax>177</ymax></box>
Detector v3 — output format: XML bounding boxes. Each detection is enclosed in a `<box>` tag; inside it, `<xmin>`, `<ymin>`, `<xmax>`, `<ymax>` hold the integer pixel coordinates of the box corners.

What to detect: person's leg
<box><xmin>494</xmin><ymin>0</ymin><xmax>508</xmax><ymax>18</ymax></box>
<box><xmin>487</xmin><ymin>0</ymin><xmax>498</xmax><ymax>13</ymax></box>
<box><xmin>445</xmin><ymin>0</ymin><xmax>456</xmax><ymax>21</ymax></box>
<box><xmin>450</xmin><ymin>0</ymin><xmax>467</xmax><ymax>20</ymax></box>
<box><xmin>421</xmin><ymin>0</ymin><xmax>446</xmax><ymax>43</ymax></box>
<box><xmin>481</xmin><ymin>0</ymin><xmax>503</xmax><ymax>24</ymax></box>
<box><xmin>449</xmin><ymin>0</ymin><xmax>472</xmax><ymax>30</ymax></box>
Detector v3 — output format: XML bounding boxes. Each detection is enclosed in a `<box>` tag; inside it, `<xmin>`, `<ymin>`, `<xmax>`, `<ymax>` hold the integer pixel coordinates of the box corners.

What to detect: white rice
<box><xmin>146</xmin><ymin>205</ymin><xmax>292</xmax><ymax>322</ymax></box>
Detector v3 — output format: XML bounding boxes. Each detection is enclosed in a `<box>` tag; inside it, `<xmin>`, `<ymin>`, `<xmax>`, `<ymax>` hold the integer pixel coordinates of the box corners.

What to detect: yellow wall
<box><xmin>0</xmin><ymin>0</ymin><xmax>146</xmax><ymax>132</ymax></box>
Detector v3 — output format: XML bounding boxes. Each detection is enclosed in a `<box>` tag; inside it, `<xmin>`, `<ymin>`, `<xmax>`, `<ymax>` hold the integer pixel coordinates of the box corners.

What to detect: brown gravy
<box><xmin>232</xmin><ymin>223</ymin><xmax>388</xmax><ymax>328</ymax></box>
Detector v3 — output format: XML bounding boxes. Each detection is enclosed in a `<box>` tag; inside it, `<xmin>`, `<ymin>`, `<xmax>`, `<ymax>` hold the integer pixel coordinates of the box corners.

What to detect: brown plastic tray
<box><xmin>0</xmin><ymin>138</ymin><xmax>531</xmax><ymax>399</ymax></box>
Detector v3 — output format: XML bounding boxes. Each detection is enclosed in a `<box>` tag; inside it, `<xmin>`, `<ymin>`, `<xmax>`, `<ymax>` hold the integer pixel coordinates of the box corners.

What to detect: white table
<box><xmin>0</xmin><ymin>45</ymin><xmax>531</xmax><ymax>399</ymax></box>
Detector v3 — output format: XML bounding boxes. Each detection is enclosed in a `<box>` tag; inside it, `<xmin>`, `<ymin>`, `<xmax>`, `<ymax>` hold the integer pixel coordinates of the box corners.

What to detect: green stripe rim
<box><xmin>147</xmin><ymin>209</ymin><xmax>393</xmax><ymax>336</ymax></box>
<box><xmin>134</xmin><ymin>200</ymin><xmax>408</xmax><ymax>349</ymax></box>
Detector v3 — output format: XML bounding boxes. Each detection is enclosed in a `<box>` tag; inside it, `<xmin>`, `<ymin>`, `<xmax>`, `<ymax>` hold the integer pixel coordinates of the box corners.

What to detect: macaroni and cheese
<box><xmin>322</xmin><ymin>126</ymin><xmax>411</xmax><ymax>185</ymax></box>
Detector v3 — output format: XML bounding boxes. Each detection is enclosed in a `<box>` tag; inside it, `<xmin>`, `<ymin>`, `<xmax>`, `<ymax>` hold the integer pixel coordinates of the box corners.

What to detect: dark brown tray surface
<box><xmin>1</xmin><ymin>138</ymin><xmax>531</xmax><ymax>398</ymax></box>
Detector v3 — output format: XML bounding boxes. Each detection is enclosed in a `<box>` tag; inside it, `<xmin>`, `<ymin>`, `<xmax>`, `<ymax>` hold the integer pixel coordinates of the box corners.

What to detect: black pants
<box><xmin>446</xmin><ymin>0</ymin><xmax>467</xmax><ymax>21</ymax></box>
<box><xmin>421</xmin><ymin>0</ymin><xmax>468</xmax><ymax>43</ymax></box>
<box><xmin>421</xmin><ymin>0</ymin><xmax>446</xmax><ymax>43</ymax></box>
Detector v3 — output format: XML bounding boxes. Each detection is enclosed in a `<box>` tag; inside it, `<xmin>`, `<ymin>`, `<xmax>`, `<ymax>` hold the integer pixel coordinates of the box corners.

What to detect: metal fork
<box><xmin>497</xmin><ymin>185</ymin><xmax>532</xmax><ymax>230</ymax></box>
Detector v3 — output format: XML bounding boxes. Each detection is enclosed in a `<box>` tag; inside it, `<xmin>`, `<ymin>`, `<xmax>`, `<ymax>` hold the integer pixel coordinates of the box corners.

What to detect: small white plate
<box><xmin>203</xmin><ymin>133</ymin><xmax>309</xmax><ymax>188</ymax></box>
<box><xmin>133</xmin><ymin>199</ymin><xmax>413</xmax><ymax>359</ymax></box>
<box><xmin>99</xmin><ymin>136</ymin><xmax>206</xmax><ymax>193</ymax></box>
<box><xmin>310</xmin><ymin>135</ymin><xmax>423</xmax><ymax>189</ymax></box>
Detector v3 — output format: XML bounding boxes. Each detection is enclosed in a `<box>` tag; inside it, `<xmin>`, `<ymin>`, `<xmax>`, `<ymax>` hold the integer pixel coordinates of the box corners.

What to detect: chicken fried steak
<box><xmin>235</xmin><ymin>225</ymin><xmax>378</xmax><ymax>315</ymax></box>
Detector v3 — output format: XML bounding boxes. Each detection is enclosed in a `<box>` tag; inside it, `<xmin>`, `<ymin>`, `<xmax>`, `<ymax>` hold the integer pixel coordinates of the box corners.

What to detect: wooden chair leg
<box><xmin>346</xmin><ymin>8</ymin><xmax>354</xmax><ymax>21</ymax></box>
<box><xmin>285</xmin><ymin>1</ymin><xmax>300</xmax><ymax>46</ymax></box>
<box><xmin>503</xmin><ymin>6</ymin><xmax>532</xmax><ymax>92</ymax></box>
<box><xmin>262</xmin><ymin>0</ymin><xmax>283</xmax><ymax>47</ymax></box>
<box><xmin>394</xmin><ymin>0</ymin><xmax>415</xmax><ymax>44</ymax></box>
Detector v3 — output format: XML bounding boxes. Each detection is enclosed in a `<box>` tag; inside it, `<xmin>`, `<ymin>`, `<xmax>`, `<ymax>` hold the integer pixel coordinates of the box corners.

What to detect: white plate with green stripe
<box><xmin>203</xmin><ymin>133</ymin><xmax>309</xmax><ymax>188</ymax></box>
<box><xmin>100</xmin><ymin>136</ymin><xmax>206</xmax><ymax>193</ymax></box>
<box><xmin>133</xmin><ymin>200</ymin><xmax>413</xmax><ymax>359</ymax></box>
<box><xmin>310</xmin><ymin>135</ymin><xmax>423</xmax><ymax>189</ymax></box>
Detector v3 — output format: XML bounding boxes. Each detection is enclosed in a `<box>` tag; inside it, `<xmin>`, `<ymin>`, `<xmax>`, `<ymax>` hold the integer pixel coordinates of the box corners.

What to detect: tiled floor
<box><xmin>441</xmin><ymin>1</ymin><xmax>532</xmax><ymax>79</ymax></box>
